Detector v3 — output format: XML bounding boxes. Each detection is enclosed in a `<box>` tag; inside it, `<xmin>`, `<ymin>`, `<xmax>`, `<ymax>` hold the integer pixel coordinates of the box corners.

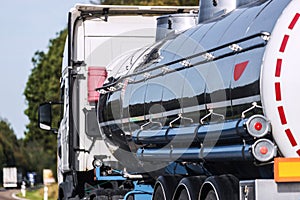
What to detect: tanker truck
<box><xmin>94</xmin><ymin>0</ymin><xmax>300</xmax><ymax>199</ymax></box>
<box><xmin>37</xmin><ymin>4</ymin><xmax>198</xmax><ymax>200</ymax></box>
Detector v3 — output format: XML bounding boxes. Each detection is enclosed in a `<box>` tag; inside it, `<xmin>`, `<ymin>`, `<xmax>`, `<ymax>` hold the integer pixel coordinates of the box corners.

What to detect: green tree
<box><xmin>0</xmin><ymin>119</ymin><xmax>32</xmax><ymax>183</ymax></box>
<box><xmin>23</xmin><ymin>29</ymin><xmax>67</xmax><ymax>178</ymax></box>
<box><xmin>0</xmin><ymin>119</ymin><xmax>18</xmax><ymax>167</ymax></box>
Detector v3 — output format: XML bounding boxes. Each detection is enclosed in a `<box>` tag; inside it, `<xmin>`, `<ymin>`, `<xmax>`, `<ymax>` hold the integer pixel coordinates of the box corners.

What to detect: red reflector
<box><xmin>260</xmin><ymin>146</ymin><xmax>268</xmax><ymax>155</ymax></box>
<box><xmin>254</xmin><ymin>122</ymin><xmax>263</xmax><ymax>131</ymax></box>
<box><xmin>234</xmin><ymin>61</ymin><xmax>249</xmax><ymax>81</ymax></box>
<box><xmin>88</xmin><ymin>67</ymin><xmax>107</xmax><ymax>103</ymax></box>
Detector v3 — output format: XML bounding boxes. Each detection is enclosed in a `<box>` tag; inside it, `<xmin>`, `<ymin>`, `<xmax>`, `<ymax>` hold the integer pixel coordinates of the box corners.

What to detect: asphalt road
<box><xmin>0</xmin><ymin>189</ymin><xmax>27</xmax><ymax>200</ymax></box>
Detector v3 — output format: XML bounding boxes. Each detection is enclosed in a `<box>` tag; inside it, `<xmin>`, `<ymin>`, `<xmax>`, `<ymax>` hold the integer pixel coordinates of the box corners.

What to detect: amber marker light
<box><xmin>274</xmin><ymin>157</ymin><xmax>300</xmax><ymax>182</ymax></box>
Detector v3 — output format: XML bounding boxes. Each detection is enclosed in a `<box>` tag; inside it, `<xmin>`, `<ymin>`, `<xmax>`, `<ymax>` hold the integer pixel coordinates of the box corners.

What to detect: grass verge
<box><xmin>17</xmin><ymin>183</ymin><xmax>58</xmax><ymax>200</ymax></box>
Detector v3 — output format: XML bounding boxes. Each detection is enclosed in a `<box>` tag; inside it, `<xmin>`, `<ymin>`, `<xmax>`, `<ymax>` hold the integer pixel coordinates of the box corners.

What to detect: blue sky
<box><xmin>0</xmin><ymin>0</ymin><xmax>89</xmax><ymax>138</ymax></box>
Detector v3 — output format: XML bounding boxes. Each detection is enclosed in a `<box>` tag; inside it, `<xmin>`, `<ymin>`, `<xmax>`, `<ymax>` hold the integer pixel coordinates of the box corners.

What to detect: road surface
<box><xmin>0</xmin><ymin>189</ymin><xmax>27</xmax><ymax>200</ymax></box>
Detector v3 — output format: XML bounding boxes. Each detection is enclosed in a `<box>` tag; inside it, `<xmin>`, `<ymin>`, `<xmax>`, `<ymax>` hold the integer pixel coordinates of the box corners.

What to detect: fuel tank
<box><xmin>97</xmin><ymin>0</ymin><xmax>300</xmax><ymax>176</ymax></box>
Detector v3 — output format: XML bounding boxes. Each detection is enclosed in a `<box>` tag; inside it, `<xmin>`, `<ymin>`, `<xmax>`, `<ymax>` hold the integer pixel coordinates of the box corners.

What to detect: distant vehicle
<box><xmin>27</xmin><ymin>172</ymin><xmax>36</xmax><ymax>187</ymax></box>
<box><xmin>3</xmin><ymin>167</ymin><xmax>21</xmax><ymax>188</ymax></box>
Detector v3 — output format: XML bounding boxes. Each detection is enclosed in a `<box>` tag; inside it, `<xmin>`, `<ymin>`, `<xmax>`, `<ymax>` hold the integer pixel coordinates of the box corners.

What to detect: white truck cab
<box><xmin>38</xmin><ymin>4</ymin><xmax>198</xmax><ymax>199</ymax></box>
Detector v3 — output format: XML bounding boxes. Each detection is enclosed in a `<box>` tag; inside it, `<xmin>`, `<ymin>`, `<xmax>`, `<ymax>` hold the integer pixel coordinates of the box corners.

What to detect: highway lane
<box><xmin>0</xmin><ymin>189</ymin><xmax>27</xmax><ymax>200</ymax></box>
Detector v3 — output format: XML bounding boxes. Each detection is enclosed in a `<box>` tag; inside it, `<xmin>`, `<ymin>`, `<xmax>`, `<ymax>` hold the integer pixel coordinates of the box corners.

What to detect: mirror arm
<box><xmin>51</xmin><ymin>128</ymin><xmax>58</xmax><ymax>135</ymax></box>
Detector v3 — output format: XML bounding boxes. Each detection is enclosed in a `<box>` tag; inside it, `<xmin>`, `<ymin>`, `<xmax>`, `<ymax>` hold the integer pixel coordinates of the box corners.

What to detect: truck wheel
<box><xmin>173</xmin><ymin>176</ymin><xmax>205</xmax><ymax>200</ymax></box>
<box><xmin>178</xmin><ymin>189</ymin><xmax>189</xmax><ymax>200</ymax></box>
<box><xmin>199</xmin><ymin>175</ymin><xmax>238</xmax><ymax>200</ymax></box>
<box><xmin>126</xmin><ymin>194</ymin><xmax>134</xmax><ymax>200</ymax></box>
<box><xmin>204</xmin><ymin>190</ymin><xmax>217</xmax><ymax>200</ymax></box>
<box><xmin>152</xmin><ymin>175</ymin><xmax>181</xmax><ymax>200</ymax></box>
<box><xmin>58</xmin><ymin>187</ymin><xmax>65</xmax><ymax>200</ymax></box>
<box><xmin>153</xmin><ymin>184</ymin><xmax>165</xmax><ymax>200</ymax></box>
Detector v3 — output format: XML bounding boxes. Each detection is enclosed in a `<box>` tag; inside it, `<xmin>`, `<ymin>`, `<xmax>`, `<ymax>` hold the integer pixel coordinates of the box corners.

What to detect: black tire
<box><xmin>126</xmin><ymin>194</ymin><xmax>134</xmax><ymax>200</ymax></box>
<box><xmin>199</xmin><ymin>175</ymin><xmax>239</xmax><ymax>200</ymax></box>
<box><xmin>204</xmin><ymin>190</ymin><xmax>217</xmax><ymax>200</ymax></box>
<box><xmin>58</xmin><ymin>188</ymin><xmax>64</xmax><ymax>200</ymax></box>
<box><xmin>178</xmin><ymin>189</ymin><xmax>189</xmax><ymax>200</ymax></box>
<box><xmin>153</xmin><ymin>184</ymin><xmax>165</xmax><ymax>200</ymax></box>
<box><xmin>152</xmin><ymin>175</ymin><xmax>182</xmax><ymax>200</ymax></box>
<box><xmin>173</xmin><ymin>176</ymin><xmax>205</xmax><ymax>200</ymax></box>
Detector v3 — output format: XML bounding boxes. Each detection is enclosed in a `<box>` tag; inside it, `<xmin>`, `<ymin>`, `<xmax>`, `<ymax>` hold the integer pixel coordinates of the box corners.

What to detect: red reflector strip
<box><xmin>275</xmin><ymin>59</ymin><xmax>282</xmax><ymax>77</ymax></box>
<box><xmin>275</xmin><ymin>82</ymin><xmax>282</xmax><ymax>101</ymax></box>
<box><xmin>297</xmin><ymin>150</ymin><xmax>300</xmax><ymax>156</ymax></box>
<box><xmin>285</xmin><ymin>129</ymin><xmax>297</xmax><ymax>147</ymax></box>
<box><xmin>278</xmin><ymin>106</ymin><xmax>287</xmax><ymax>125</ymax></box>
<box><xmin>289</xmin><ymin>13</ymin><xmax>300</xmax><ymax>30</ymax></box>
<box><xmin>279</xmin><ymin>35</ymin><xmax>290</xmax><ymax>53</ymax></box>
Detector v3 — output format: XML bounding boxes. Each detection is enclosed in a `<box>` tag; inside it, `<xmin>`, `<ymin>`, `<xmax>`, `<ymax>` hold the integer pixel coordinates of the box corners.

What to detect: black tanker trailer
<box><xmin>96</xmin><ymin>0</ymin><xmax>300</xmax><ymax>199</ymax></box>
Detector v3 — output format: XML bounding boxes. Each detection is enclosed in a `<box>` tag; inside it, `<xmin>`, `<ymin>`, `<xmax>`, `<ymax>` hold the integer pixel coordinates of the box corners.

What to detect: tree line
<box><xmin>0</xmin><ymin>30</ymin><xmax>67</xmax><ymax>184</ymax></box>
<box><xmin>0</xmin><ymin>119</ymin><xmax>44</xmax><ymax>183</ymax></box>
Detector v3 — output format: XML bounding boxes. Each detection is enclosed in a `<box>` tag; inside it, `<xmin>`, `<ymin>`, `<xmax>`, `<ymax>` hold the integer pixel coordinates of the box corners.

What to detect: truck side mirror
<box><xmin>38</xmin><ymin>103</ymin><xmax>53</xmax><ymax>131</ymax></box>
<box><xmin>38</xmin><ymin>102</ymin><xmax>62</xmax><ymax>133</ymax></box>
